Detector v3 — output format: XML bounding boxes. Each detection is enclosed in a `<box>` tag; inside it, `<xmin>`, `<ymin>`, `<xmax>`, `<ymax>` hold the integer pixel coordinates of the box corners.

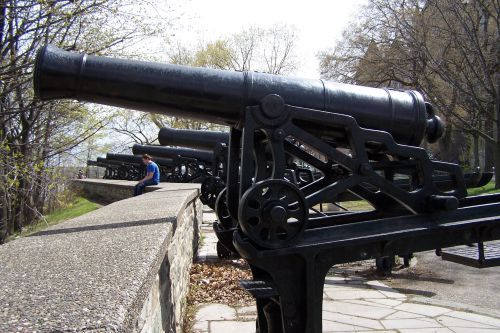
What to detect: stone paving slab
<box><xmin>193</xmin><ymin>209</ymin><xmax>500</xmax><ymax>333</ymax></box>
<box><xmin>197</xmin><ymin>210</ymin><xmax>219</xmax><ymax>263</ymax></box>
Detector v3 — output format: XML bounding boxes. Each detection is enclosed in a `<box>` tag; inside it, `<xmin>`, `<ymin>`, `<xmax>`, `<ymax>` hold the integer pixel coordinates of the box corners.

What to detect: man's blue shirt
<box><xmin>147</xmin><ymin>161</ymin><xmax>160</xmax><ymax>184</ymax></box>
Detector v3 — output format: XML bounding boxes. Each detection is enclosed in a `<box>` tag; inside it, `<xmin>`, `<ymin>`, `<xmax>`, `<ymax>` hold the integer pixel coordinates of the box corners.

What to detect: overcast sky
<box><xmin>167</xmin><ymin>0</ymin><xmax>367</xmax><ymax>79</ymax></box>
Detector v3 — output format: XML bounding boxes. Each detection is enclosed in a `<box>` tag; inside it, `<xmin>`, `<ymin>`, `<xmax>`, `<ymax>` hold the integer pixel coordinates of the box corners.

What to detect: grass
<box><xmin>44</xmin><ymin>196</ymin><xmax>101</xmax><ymax>225</ymax></box>
<box><xmin>6</xmin><ymin>196</ymin><xmax>101</xmax><ymax>242</ymax></box>
<box><xmin>467</xmin><ymin>181</ymin><xmax>500</xmax><ymax>196</ymax></box>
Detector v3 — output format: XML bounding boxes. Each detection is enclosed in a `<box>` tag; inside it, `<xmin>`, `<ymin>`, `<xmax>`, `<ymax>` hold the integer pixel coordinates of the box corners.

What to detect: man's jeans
<box><xmin>134</xmin><ymin>179</ymin><xmax>158</xmax><ymax>196</ymax></box>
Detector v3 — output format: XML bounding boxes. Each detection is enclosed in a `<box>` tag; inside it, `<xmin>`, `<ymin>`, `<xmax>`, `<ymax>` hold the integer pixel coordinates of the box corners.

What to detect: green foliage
<box><xmin>5</xmin><ymin>196</ymin><xmax>101</xmax><ymax>242</ymax></box>
<box><xmin>194</xmin><ymin>40</ymin><xmax>234</xmax><ymax>70</ymax></box>
<box><xmin>44</xmin><ymin>196</ymin><xmax>101</xmax><ymax>225</ymax></box>
<box><xmin>467</xmin><ymin>182</ymin><xmax>500</xmax><ymax>196</ymax></box>
<box><xmin>0</xmin><ymin>0</ymin><xmax>172</xmax><ymax>242</ymax></box>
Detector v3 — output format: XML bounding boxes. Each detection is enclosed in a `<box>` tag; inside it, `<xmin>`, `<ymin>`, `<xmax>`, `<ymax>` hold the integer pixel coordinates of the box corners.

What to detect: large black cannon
<box><xmin>94</xmin><ymin>157</ymin><xmax>132</xmax><ymax>180</ymax></box>
<box><xmin>87</xmin><ymin>159</ymin><xmax>119</xmax><ymax>179</ymax></box>
<box><xmin>34</xmin><ymin>45</ymin><xmax>443</xmax><ymax>147</ymax></box>
<box><xmin>35</xmin><ymin>45</ymin><xmax>500</xmax><ymax>333</ymax></box>
<box><xmin>96</xmin><ymin>157</ymin><xmax>147</xmax><ymax>181</ymax></box>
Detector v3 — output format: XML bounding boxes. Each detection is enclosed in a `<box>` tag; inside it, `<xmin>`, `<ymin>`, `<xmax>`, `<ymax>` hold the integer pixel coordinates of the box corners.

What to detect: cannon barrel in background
<box><xmin>106</xmin><ymin>153</ymin><xmax>175</xmax><ymax>167</ymax></box>
<box><xmin>158</xmin><ymin>126</ymin><xmax>229</xmax><ymax>149</ymax></box>
<box><xmin>96</xmin><ymin>157</ymin><xmax>125</xmax><ymax>166</ymax></box>
<box><xmin>106</xmin><ymin>153</ymin><xmax>143</xmax><ymax>164</ymax></box>
<box><xmin>132</xmin><ymin>144</ymin><xmax>214</xmax><ymax>164</ymax></box>
<box><xmin>34</xmin><ymin>45</ymin><xmax>444</xmax><ymax>146</ymax></box>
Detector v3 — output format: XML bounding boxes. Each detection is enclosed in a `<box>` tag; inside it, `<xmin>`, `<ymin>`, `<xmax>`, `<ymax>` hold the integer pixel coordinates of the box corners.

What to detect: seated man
<box><xmin>134</xmin><ymin>154</ymin><xmax>160</xmax><ymax>196</ymax></box>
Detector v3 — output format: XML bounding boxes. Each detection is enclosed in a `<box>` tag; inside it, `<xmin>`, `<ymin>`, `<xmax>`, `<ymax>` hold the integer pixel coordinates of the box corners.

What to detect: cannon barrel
<box><xmin>96</xmin><ymin>157</ymin><xmax>124</xmax><ymax>166</ymax></box>
<box><xmin>158</xmin><ymin>126</ymin><xmax>229</xmax><ymax>149</ymax></box>
<box><xmin>132</xmin><ymin>144</ymin><xmax>214</xmax><ymax>164</ymax></box>
<box><xmin>106</xmin><ymin>153</ymin><xmax>143</xmax><ymax>164</ymax></box>
<box><xmin>34</xmin><ymin>45</ymin><xmax>443</xmax><ymax>146</ymax></box>
<box><xmin>106</xmin><ymin>152</ymin><xmax>175</xmax><ymax>167</ymax></box>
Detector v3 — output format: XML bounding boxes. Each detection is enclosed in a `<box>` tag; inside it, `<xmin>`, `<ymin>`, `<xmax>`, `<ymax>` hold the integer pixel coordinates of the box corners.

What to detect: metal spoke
<box><xmin>239</xmin><ymin>179</ymin><xmax>308</xmax><ymax>249</ymax></box>
<box><xmin>243</xmin><ymin>207</ymin><xmax>261</xmax><ymax>220</ymax></box>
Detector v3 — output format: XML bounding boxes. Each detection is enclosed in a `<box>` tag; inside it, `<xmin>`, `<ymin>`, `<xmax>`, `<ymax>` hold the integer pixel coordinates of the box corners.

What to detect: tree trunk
<box><xmin>473</xmin><ymin>133</ymin><xmax>480</xmax><ymax>169</ymax></box>
<box><xmin>495</xmin><ymin>73</ymin><xmax>500</xmax><ymax>189</ymax></box>
<box><xmin>495</xmin><ymin>143</ymin><xmax>500</xmax><ymax>189</ymax></box>
<box><xmin>484</xmin><ymin>119</ymin><xmax>495</xmax><ymax>171</ymax></box>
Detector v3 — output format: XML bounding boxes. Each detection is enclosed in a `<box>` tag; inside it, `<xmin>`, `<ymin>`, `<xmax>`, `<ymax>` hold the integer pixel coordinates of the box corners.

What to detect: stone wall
<box><xmin>0</xmin><ymin>180</ymin><xmax>201</xmax><ymax>333</ymax></box>
<box><xmin>72</xmin><ymin>179</ymin><xmax>169</xmax><ymax>204</ymax></box>
<box><xmin>137</xmin><ymin>189</ymin><xmax>202</xmax><ymax>332</ymax></box>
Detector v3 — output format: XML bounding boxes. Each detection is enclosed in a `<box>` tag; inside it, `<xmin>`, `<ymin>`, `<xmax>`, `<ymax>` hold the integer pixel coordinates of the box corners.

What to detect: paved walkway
<box><xmin>193</xmin><ymin>210</ymin><xmax>500</xmax><ymax>333</ymax></box>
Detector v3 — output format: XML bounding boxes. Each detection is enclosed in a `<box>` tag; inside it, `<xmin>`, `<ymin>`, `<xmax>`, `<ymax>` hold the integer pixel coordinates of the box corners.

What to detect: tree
<box><xmin>262</xmin><ymin>24</ymin><xmax>298</xmax><ymax>75</ymax></box>
<box><xmin>135</xmin><ymin>24</ymin><xmax>300</xmax><ymax>133</ymax></box>
<box><xmin>0</xmin><ymin>0</ymin><xmax>170</xmax><ymax>242</ymax></box>
<box><xmin>194</xmin><ymin>40</ymin><xmax>233</xmax><ymax>69</ymax></box>
<box><xmin>228</xmin><ymin>26</ymin><xmax>263</xmax><ymax>71</ymax></box>
<box><xmin>319</xmin><ymin>0</ymin><xmax>499</xmax><ymax>186</ymax></box>
<box><xmin>168</xmin><ymin>24</ymin><xmax>298</xmax><ymax>73</ymax></box>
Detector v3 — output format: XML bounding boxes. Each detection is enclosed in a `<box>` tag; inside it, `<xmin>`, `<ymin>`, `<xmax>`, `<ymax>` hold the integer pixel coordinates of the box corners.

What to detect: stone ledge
<box><xmin>0</xmin><ymin>182</ymin><xmax>202</xmax><ymax>332</ymax></box>
<box><xmin>72</xmin><ymin>179</ymin><xmax>201</xmax><ymax>204</ymax></box>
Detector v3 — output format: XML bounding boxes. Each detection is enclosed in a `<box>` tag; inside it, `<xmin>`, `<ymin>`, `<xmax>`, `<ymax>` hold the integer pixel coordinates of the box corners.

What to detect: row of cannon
<box><xmin>87</xmin><ymin>126</ymin><xmax>228</xmax><ymax>203</ymax></box>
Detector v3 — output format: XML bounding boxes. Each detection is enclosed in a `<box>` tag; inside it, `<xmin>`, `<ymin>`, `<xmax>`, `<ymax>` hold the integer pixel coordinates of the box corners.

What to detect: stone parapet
<box><xmin>0</xmin><ymin>181</ymin><xmax>202</xmax><ymax>332</ymax></box>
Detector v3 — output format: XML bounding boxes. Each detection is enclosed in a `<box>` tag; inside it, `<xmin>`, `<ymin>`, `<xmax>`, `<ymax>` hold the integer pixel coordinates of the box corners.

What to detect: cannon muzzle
<box><xmin>132</xmin><ymin>144</ymin><xmax>213</xmax><ymax>164</ymax></box>
<box><xmin>34</xmin><ymin>44</ymin><xmax>443</xmax><ymax>145</ymax></box>
<box><xmin>158</xmin><ymin>126</ymin><xmax>229</xmax><ymax>149</ymax></box>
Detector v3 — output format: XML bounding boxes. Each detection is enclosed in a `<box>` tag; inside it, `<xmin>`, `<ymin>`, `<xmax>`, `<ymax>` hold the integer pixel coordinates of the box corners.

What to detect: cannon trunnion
<box><xmin>35</xmin><ymin>45</ymin><xmax>500</xmax><ymax>333</ymax></box>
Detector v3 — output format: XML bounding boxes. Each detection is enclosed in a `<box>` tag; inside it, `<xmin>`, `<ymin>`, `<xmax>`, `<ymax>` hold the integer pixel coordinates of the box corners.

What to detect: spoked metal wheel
<box><xmin>200</xmin><ymin>176</ymin><xmax>225</xmax><ymax>210</ymax></box>
<box><xmin>215</xmin><ymin>188</ymin><xmax>235</xmax><ymax>230</ymax></box>
<box><xmin>238</xmin><ymin>179</ymin><xmax>308</xmax><ymax>249</ymax></box>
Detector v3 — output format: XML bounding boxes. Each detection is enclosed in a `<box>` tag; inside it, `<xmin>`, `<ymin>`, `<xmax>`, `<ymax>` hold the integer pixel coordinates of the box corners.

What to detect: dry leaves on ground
<box><xmin>187</xmin><ymin>260</ymin><xmax>254</xmax><ymax>307</ymax></box>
